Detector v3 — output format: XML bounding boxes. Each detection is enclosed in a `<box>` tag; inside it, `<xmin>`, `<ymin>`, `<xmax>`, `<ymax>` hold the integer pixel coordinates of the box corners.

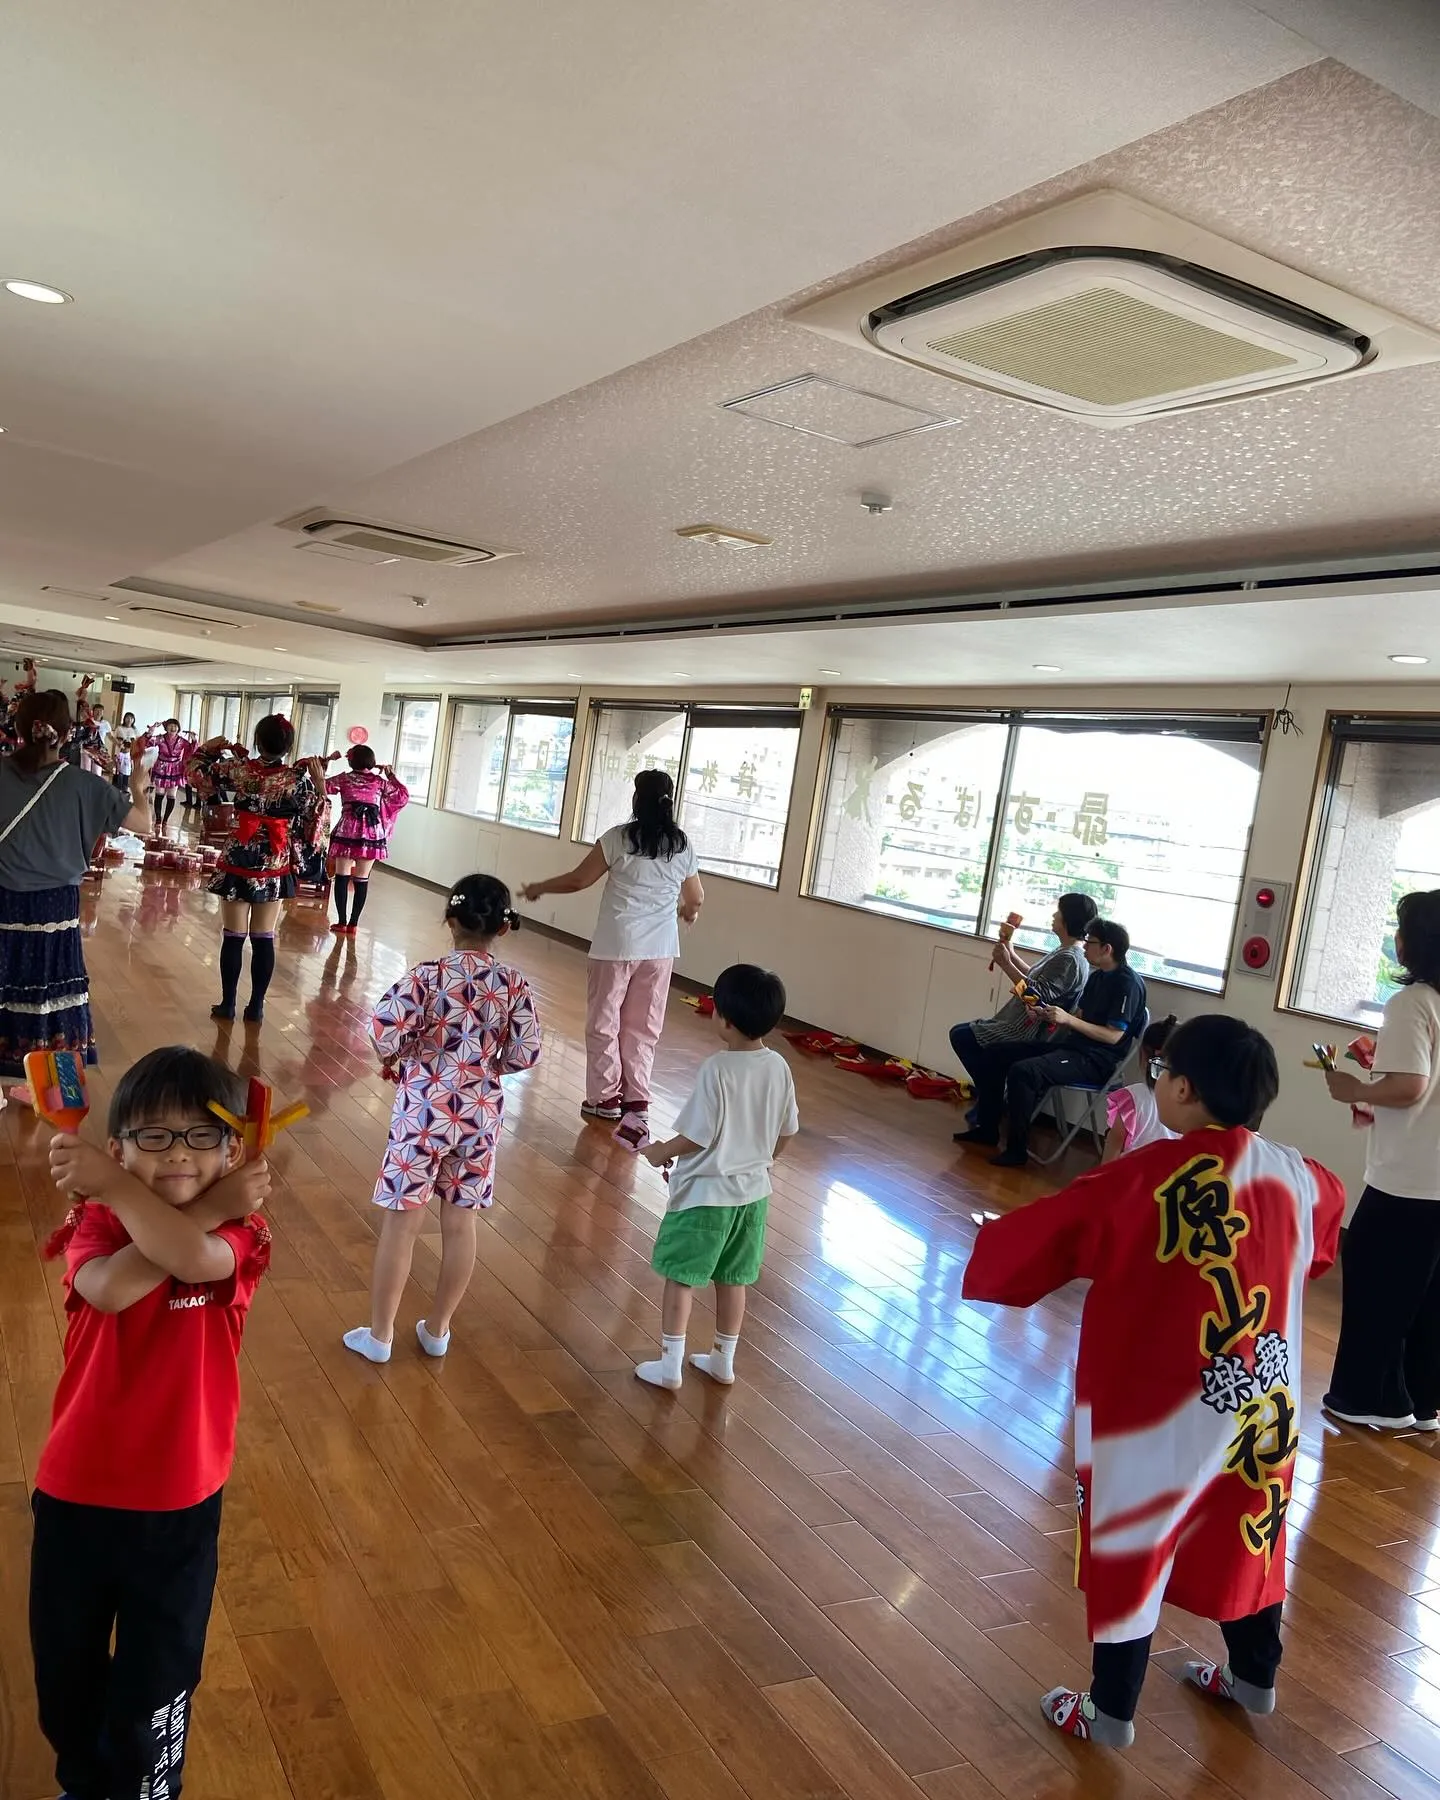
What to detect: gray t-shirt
<box><xmin>971</xmin><ymin>941</ymin><xmax>1088</xmax><ymax>1046</ymax></box>
<box><xmin>0</xmin><ymin>760</ymin><xmax>131</xmax><ymax>891</ymax></box>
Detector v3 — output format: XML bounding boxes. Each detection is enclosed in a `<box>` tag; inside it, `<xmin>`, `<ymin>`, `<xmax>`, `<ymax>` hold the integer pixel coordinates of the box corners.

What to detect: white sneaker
<box><xmin>1323</xmin><ymin>1399</ymin><xmax>1416</xmax><ymax>1430</ymax></box>
<box><xmin>581</xmin><ymin>1099</ymin><xmax>623</xmax><ymax>1122</ymax></box>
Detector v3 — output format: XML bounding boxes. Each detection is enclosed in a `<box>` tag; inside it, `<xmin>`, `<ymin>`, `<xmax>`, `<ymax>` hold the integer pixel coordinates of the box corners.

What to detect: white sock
<box><xmin>691</xmin><ymin>1332</ymin><xmax>739</xmax><ymax>1384</ymax></box>
<box><xmin>343</xmin><ymin>1326</ymin><xmax>392</xmax><ymax>1364</ymax></box>
<box><xmin>636</xmin><ymin>1333</ymin><xmax>686</xmax><ymax>1391</ymax></box>
<box><xmin>416</xmin><ymin>1318</ymin><xmax>450</xmax><ymax>1358</ymax></box>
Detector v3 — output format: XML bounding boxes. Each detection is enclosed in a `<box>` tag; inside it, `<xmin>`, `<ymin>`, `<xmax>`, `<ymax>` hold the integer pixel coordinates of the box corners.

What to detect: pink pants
<box><xmin>585</xmin><ymin>956</ymin><xmax>672</xmax><ymax>1107</ymax></box>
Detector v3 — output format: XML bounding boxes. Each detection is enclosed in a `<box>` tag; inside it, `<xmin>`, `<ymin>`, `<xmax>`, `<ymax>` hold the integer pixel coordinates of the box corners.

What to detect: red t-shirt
<box><xmin>36</xmin><ymin>1200</ymin><xmax>271</xmax><ymax>1511</ymax></box>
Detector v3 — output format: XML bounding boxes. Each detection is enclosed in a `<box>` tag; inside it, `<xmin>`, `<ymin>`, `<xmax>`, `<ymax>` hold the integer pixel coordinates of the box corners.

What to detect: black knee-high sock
<box><xmin>218</xmin><ymin>931</ymin><xmax>245</xmax><ymax>1012</ymax></box>
<box><xmin>333</xmin><ymin>874</ymin><xmax>351</xmax><ymax>926</ymax></box>
<box><xmin>348</xmin><ymin>879</ymin><xmax>370</xmax><ymax>927</ymax></box>
<box><xmin>248</xmin><ymin>933</ymin><xmax>276</xmax><ymax>1012</ymax></box>
<box><xmin>161</xmin><ymin>794</ymin><xmax>175</xmax><ymax>825</ymax></box>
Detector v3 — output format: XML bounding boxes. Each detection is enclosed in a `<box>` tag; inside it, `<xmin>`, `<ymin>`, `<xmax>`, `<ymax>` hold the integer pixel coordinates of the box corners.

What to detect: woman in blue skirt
<box><xmin>0</xmin><ymin>689</ymin><xmax>151</xmax><ymax>1074</ymax></box>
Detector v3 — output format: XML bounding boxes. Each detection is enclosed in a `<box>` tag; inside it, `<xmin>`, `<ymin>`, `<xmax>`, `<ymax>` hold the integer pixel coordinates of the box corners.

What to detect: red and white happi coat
<box><xmin>963</xmin><ymin>1128</ymin><xmax>1345</xmax><ymax>1641</ymax></box>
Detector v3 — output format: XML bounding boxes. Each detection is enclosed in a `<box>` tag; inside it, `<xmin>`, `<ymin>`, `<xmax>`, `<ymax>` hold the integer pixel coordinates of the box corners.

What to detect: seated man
<box><xmin>990</xmin><ymin>918</ymin><xmax>1146</xmax><ymax>1168</ymax></box>
<box><xmin>952</xmin><ymin>892</ymin><xmax>1099</xmax><ymax>1150</ymax></box>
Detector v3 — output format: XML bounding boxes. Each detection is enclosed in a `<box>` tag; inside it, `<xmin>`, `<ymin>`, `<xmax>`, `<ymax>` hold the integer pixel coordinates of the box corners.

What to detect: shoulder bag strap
<box><xmin>0</xmin><ymin>760</ymin><xmax>68</xmax><ymax>849</ymax></box>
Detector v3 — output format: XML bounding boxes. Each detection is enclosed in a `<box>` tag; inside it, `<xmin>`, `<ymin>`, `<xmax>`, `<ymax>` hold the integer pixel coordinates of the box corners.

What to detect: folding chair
<box><xmin>1030</xmin><ymin>1009</ymin><xmax>1149</xmax><ymax>1167</ymax></box>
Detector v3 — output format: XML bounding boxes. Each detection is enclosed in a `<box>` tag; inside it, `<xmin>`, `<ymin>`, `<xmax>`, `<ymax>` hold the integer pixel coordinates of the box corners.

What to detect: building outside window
<box><xmin>1290</xmin><ymin>717</ymin><xmax>1440</xmax><ymax>1024</ymax></box>
<box><xmin>381</xmin><ymin>695</ymin><xmax>441</xmax><ymax>802</ymax></box>
<box><xmin>441</xmin><ymin>700</ymin><xmax>575</xmax><ymax>835</ymax></box>
<box><xmin>578</xmin><ymin>703</ymin><xmax>801</xmax><ymax>888</ymax></box>
<box><xmin>809</xmin><ymin>706</ymin><xmax>1265</xmax><ymax>994</ymax></box>
<box><xmin>295</xmin><ymin>692</ymin><xmax>337</xmax><ymax>760</ymax></box>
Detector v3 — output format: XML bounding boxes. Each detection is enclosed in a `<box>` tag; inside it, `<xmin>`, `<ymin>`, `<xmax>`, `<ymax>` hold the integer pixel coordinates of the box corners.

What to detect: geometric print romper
<box><xmin>371</xmin><ymin>950</ymin><xmax>541</xmax><ymax>1211</ymax></box>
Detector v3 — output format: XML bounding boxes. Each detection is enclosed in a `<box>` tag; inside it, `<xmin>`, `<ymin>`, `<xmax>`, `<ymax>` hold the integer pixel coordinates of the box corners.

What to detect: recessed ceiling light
<box><xmin>819</xmin><ymin>669</ymin><xmax>842</xmax><ymax>677</ymax></box>
<box><xmin>671</xmin><ymin>672</ymin><xmax>692</xmax><ymax>679</ymax></box>
<box><xmin>1033</xmin><ymin>663</ymin><xmax>1062</xmax><ymax>673</ymax></box>
<box><xmin>564</xmin><ymin>672</ymin><xmax>583</xmax><ymax>679</ymax></box>
<box><xmin>1389</xmin><ymin>654</ymin><xmax>1429</xmax><ymax>666</ymax></box>
<box><xmin>4</xmin><ymin>279</ymin><xmax>72</xmax><ymax>305</ymax></box>
<box><xmin>273</xmin><ymin>645</ymin><xmax>287</xmax><ymax>651</ymax></box>
<box><xmin>103</xmin><ymin>614</ymin><xmax>120</xmax><ymax>621</ymax></box>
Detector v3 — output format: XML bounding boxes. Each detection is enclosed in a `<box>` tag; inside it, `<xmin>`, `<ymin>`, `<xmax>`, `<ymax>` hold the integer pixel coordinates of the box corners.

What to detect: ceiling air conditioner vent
<box><xmin>791</xmin><ymin>191</ymin><xmax>1440</xmax><ymax>426</ymax></box>
<box><xmin>280</xmin><ymin>512</ymin><xmax>515</xmax><ymax>568</ymax></box>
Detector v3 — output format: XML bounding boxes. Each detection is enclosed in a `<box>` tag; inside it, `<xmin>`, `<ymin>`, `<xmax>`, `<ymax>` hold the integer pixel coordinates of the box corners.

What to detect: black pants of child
<box><xmin>30</xmin><ymin>1488</ymin><xmax>222</xmax><ymax>1800</ymax></box>
<box><xmin>1326</xmin><ymin>1185</ymin><xmax>1440</xmax><ymax>1422</ymax></box>
<box><xmin>1092</xmin><ymin>1603</ymin><xmax>1283</xmax><ymax>1722</ymax></box>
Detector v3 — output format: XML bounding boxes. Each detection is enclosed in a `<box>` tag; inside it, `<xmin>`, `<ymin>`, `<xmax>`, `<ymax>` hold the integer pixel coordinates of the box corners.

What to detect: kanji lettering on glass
<box><xmin>1253</xmin><ymin>1330</ymin><xmax>1290</xmax><ymax>1393</ymax></box>
<box><xmin>1009</xmin><ymin>792</ymin><xmax>1040</xmax><ymax>833</ymax></box>
<box><xmin>1199</xmin><ymin>1261</ymin><xmax>1271</xmax><ymax>1357</ymax></box>
<box><xmin>1223</xmin><ymin>1390</ymin><xmax>1299</xmax><ymax>1487</ymax></box>
<box><xmin>1155</xmin><ymin>1155</ymin><xmax>1249</xmax><ymax>1264</ymax></box>
<box><xmin>844</xmin><ymin>758</ymin><xmax>878</xmax><ymax>825</ymax></box>
<box><xmin>1199</xmin><ymin>1352</ymin><xmax>1254</xmax><ymax>1414</ymax></box>
<box><xmin>1240</xmin><ymin>1479</ymin><xmax>1290</xmax><ymax>1563</ymax></box>
<box><xmin>734</xmin><ymin>760</ymin><xmax>757</xmax><ymax>800</ymax></box>
<box><xmin>899</xmin><ymin>779</ymin><xmax>924</xmax><ymax>822</ymax></box>
<box><xmin>953</xmin><ymin>784</ymin><xmax>979</xmax><ymax>830</ymax></box>
<box><xmin>603</xmin><ymin>751</ymin><xmax>622</xmax><ymax>778</ymax></box>
<box><xmin>697</xmin><ymin>759</ymin><xmax>719</xmax><ymax>795</ymax></box>
<box><xmin>624</xmin><ymin>751</ymin><xmax>640</xmax><ymax>778</ymax></box>
<box><xmin>1073</xmin><ymin>790</ymin><xmax>1110</xmax><ymax>847</ymax></box>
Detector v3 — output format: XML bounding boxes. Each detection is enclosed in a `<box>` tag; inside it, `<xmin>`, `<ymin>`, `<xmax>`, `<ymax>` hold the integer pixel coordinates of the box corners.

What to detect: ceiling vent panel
<box><xmin>790</xmin><ymin>191</ymin><xmax>1440</xmax><ymax>426</ymax></box>
<box><xmin>277</xmin><ymin>510</ymin><xmax>516</xmax><ymax>568</ymax></box>
<box><xmin>124</xmin><ymin>605</ymin><xmax>244</xmax><ymax>631</ymax></box>
<box><xmin>720</xmin><ymin>374</ymin><xmax>959</xmax><ymax>446</ymax></box>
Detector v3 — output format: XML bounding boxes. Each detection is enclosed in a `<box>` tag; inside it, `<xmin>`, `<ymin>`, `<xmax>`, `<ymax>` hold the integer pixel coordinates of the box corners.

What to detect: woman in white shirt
<box><xmin>521</xmin><ymin>770</ymin><xmax>704</xmax><ymax>1140</ymax></box>
<box><xmin>1322</xmin><ymin>889</ymin><xmax>1440</xmax><ymax>1431</ymax></box>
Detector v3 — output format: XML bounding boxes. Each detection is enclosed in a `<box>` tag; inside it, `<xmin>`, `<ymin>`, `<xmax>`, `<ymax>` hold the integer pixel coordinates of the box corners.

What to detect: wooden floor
<box><xmin>4</xmin><ymin>863</ymin><xmax>1440</xmax><ymax>1800</ymax></box>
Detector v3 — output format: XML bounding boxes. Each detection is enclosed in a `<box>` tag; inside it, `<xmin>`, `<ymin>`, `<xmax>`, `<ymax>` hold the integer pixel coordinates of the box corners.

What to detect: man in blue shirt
<box><xmin>990</xmin><ymin>920</ymin><xmax>1147</xmax><ymax>1168</ymax></box>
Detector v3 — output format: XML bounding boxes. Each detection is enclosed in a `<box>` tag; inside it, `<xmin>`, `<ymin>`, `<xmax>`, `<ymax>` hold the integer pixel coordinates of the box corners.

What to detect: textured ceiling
<box><xmin>137</xmin><ymin>60</ymin><xmax>1440</xmax><ymax>646</ymax></box>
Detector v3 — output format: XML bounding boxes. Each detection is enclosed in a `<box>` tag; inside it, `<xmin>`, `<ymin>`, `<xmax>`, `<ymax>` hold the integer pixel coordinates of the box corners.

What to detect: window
<box><xmin>441</xmin><ymin>700</ymin><xmax>575</xmax><ymax>835</ymax></box>
<box><xmin>985</xmin><ymin>716</ymin><xmax>1263</xmax><ymax>993</ymax></box>
<box><xmin>578</xmin><ymin>703</ymin><xmax>802</xmax><ymax>888</ymax></box>
<box><xmin>809</xmin><ymin>711</ymin><xmax>1010</xmax><ymax>930</ymax></box>
<box><xmin>1291</xmin><ymin>717</ymin><xmax>1440</xmax><ymax>1025</ymax></box>
<box><xmin>295</xmin><ymin>692</ymin><xmax>336</xmax><ymax>760</ymax></box>
<box><xmin>500</xmin><ymin>708</ymin><xmax>574</xmax><ymax>833</ymax></box>
<box><xmin>240</xmin><ymin>691</ymin><xmax>293</xmax><ymax>746</ymax></box>
<box><xmin>202</xmin><ymin>692</ymin><xmax>242</xmax><ymax>742</ymax></box>
<box><xmin>382</xmin><ymin>695</ymin><xmax>440</xmax><ymax>802</ymax></box>
<box><xmin>174</xmin><ymin>692</ymin><xmax>202</xmax><ymax>734</ymax></box>
<box><xmin>809</xmin><ymin>706</ymin><xmax>1265</xmax><ymax>993</ymax></box>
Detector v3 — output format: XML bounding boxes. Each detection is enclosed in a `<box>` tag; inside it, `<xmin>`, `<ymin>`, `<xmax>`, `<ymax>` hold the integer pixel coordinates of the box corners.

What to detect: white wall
<box><xmin>182</xmin><ymin>667</ymin><xmax>1440</xmax><ymax>1199</ymax></box>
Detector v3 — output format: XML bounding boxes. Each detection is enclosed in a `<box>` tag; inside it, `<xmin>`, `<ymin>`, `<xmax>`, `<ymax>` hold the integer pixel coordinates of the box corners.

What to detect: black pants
<box><xmin>30</xmin><ymin>1488</ymin><xmax>223</xmax><ymax>1800</ymax></box>
<box><xmin>949</xmin><ymin>1024</ymin><xmax>1049</xmax><ymax>1139</ymax></box>
<box><xmin>1327</xmin><ymin>1185</ymin><xmax>1440</xmax><ymax>1421</ymax></box>
<box><xmin>1092</xmin><ymin>1602</ymin><xmax>1283</xmax><ymax>1722</ymax></box>
<box><xmin>1005</xmin><ymin>1046</ymin><xmax>1115</xmax><ymax>1156</ymax></box>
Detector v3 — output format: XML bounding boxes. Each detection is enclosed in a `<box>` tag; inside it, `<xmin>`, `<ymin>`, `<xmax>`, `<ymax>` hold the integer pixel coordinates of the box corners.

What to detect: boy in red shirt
<box><xmin>963</xmin><ymin>1015</ymin><xmax>1345</xmax><ymax>1747</ymax></box>
<box><xmin>32</xmin><ymin>1046</ymin><xmax>271</xmax><ymax>1800</ymax></box>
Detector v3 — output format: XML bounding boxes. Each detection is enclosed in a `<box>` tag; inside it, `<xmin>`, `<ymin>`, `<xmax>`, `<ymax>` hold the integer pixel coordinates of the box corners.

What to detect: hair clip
<box><xmin>506</xmin><ymin>909</ymin><xmax>520</xmax><ymax>931</ymax></box>
<box><xmin>448</xmin><ymin>892</ymin><xmax>466</xmax><ymax>908</ymax></box>
<box><xmin>30</xmin><ymin>721</ymin><xmax>59</xmax><ymax>745</ymax></box>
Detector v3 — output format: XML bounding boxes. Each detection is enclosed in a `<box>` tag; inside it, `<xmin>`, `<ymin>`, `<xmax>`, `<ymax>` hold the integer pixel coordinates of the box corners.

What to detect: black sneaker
<box><xmin>953</xmin><ymin>1128</ymin><xmax>999</xmax><ymax>1147</ymax></box>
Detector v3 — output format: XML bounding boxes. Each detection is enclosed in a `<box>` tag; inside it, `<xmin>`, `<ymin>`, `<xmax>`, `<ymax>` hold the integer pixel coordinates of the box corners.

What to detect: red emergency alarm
<box><xmin>1242</xmin><ymin>936</ymin><xmax>1272</xmax><ymax>970</ymax></box>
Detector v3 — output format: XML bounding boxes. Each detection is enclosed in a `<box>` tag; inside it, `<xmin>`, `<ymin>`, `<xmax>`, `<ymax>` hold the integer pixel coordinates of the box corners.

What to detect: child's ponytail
<box><xmin>445</xmin><ymin>873</ymin><xmax>519</xmax><ymax>940</ymax></box>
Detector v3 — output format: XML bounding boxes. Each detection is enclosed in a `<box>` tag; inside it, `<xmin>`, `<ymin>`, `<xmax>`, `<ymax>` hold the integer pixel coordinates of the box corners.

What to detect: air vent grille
<box><xmin>281</xmin><ymin>513</ymin><xmax>517</xmax><ymax>567</ymax></box>
<box><xmin>927</xmin><ymin>286</ymin><xmax>1295</xmax><ymax>407</ymax></box>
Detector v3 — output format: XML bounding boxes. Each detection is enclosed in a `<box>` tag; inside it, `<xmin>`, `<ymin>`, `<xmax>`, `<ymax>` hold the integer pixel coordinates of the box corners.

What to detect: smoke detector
<box><xmin>675</xmin><ymin>524</ymin><xmax>774</xmax><ymax>549</ymax></box>
<box><xmin>277</xmin><ymin>509</ymin><xmax>517</xmax><ymax>567</ymax></box>
<box><xmin>791</xmin><ymin>191</ymin><xmax>1440</xmax><ymax>426</ymax></box>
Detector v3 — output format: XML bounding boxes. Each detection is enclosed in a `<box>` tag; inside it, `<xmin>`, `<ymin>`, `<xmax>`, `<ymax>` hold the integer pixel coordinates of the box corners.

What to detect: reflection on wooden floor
<box><xmin>3</xmin><ymin>862</ymin><xmax>1440</xmax><ymax>1799</ymax></box>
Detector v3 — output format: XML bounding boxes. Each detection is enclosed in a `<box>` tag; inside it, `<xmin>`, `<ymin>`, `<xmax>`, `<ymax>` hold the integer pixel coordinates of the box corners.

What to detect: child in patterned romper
<box><xmin>343</xmin><ymin>874</ymin><xmax>541</xmax><ymax>1364</ymax></box>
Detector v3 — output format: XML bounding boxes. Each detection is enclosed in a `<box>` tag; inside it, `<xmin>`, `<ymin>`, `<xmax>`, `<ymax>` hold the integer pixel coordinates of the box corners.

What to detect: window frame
<box><xmin>575</xmin><ymin>699</ymin><xmax>805</xmax><ymax>890</ymax></box>
<box><xmin>380</xmin><ymin>693</ymin><xmax>443</xmax><ymax>806</ymax></box>
<box><xmin>438</xmin><ymin>697</ymin><xmax>577</xmax><ymax>836</ymax></box>
<box><xmin>1281</xmin><ymin>709</ymin><xmax>1440</xmax><ymax>1027</ymax></box>
<box><xmin>294</xmin><ymin>690</ymin><xmax>338</xmax><ymax>761</ymax></box>
<box><xmin>804</xmin><ymin>701</ymin><xmax>1270</xmax><ymax>994</ymax></box>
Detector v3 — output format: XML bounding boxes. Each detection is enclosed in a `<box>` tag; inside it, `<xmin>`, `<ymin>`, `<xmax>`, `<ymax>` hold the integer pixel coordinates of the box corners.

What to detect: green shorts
<box><xmin>651</xmin><ymin>1199</ymin><xmax>769</xmax><ymax>1287</ymax></box>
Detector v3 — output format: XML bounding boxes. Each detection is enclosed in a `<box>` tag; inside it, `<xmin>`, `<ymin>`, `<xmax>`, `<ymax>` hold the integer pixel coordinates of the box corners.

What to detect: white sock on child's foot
<box><xmin>343</xmin><ymin>1326</ymin><xmax>392</xmax><ymax>1364</ymax></box>
<box><xmin>636</xmin><ymin>1333</ymin><xmax>686</xmax><ymax>1391</ymax></box>
<box><xmin>691</xmin><ymin>1332</ymin><xmax>739</xmax><ymax>1384</ymax></box>
<box><xmin>416</xmin><ymin>1318</ymin><xmax>450</xmax><ymax>1358</ymax></box>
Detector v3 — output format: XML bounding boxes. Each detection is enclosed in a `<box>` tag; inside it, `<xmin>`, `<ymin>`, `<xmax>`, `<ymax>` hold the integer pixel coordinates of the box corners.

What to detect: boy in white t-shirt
<box><xmin>637</xmin><ymin>964</ymin><xmax>798</xmax><ymax>1390</ymax></box>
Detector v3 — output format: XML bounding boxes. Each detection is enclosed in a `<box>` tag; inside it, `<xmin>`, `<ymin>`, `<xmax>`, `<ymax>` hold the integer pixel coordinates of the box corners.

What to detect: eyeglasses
<box><xmin>119</xmin><ymin>1124</ymin><xmax>231</xmax><ymax>1153</ymax></box>
<box><xmin>1148</xmin><ymin>1057</ymin><xmax>1169</xmax><ymax>1082</ymax></box>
